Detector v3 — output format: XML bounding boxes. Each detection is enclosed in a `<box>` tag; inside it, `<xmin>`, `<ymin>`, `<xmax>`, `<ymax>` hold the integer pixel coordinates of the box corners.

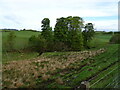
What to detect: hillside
<box><xmin>2</xmin><ymin>31</ymin><xmax>120</xmax><ymax>88</ymax></box>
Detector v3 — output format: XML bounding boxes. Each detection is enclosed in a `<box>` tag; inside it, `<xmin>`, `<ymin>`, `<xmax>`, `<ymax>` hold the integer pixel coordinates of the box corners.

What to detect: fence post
<box><xmin>79</xmin><ymin>81</ymin><xmax>90</xmax><ymax>90</ymax></box>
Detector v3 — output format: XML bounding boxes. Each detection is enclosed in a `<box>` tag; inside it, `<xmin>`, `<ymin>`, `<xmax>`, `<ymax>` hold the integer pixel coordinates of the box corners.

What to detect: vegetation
<box><xmin>109</xmin><ymin>34</ymin><xmax>120</xmax><ymax>44</ymax></box>
<box><xmin>2</xmin><ymin>30</ymin><xmax>39</xmax><ymax>52</ymax></box>
<box><xmin>2</xmin><ymin>44</ymin><xmax>119</xmax><ymax>88</ymax></box>
<box><xmin>29</xmin><ymin>34</ymin><xmax>46</xmax><ymax>55</ymax></box>
<box><xmin>4</xmin><ymin>31</ymin><xmax>16</xmax><ymax>51</ymax></box>
<box><xmin>41</xmin><ymin>18</ymin><xmax>54</xmax><ymax>51</ymax></box>
<box><xmin>29</xmin><ymin>16</ymin><xmax>94</xmax><ymax>54</ymax></box>
<box><xmin>82</xmin><ymin>23</ymin><xmax>94</xmax><ymax>49</ymax></box>
<box><xmin>2</xmin><ymin>16</ymin><xmax>120</xmax><ymax>89</ymax></box>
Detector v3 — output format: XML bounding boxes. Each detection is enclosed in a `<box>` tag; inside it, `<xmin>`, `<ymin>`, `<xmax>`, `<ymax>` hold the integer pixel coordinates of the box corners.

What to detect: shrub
<box><xmin>28</xmin><ymin>34</ymin><xmax>47</xmax><ymax>55</ymax></box>
<box><xmin>54</xmin><ymin>42</ymin><xmax>70</xmax><ymax>51</ymax></box>
<box><xmin>4</xmin><ymin>31</ymin><xmax>16</xmax><ymax>51</ymax></box>
<box><xmin>109</xmin><ymin>34</ymin><xmax>120</xmax><ymax>44</ymax></box>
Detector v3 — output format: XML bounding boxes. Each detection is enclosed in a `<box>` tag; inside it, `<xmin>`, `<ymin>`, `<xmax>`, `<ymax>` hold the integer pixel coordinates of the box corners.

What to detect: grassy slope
<box><xmin>3</xmin><ymin>44</ymin><xmax>118</xmax><ymax>88</ymax></box>
<box><xmin>43</xmin><ymin>44</ymin><xmax>119</xmax><ymax>88</ymax></box>
<box><xmin>2</xmin><ymin>30</ymin><xmax>40</xmax><ymax>50</ymax></box>
<box><xmin>2</xmin><ymin>31</ymin><xmax>40</xmax><ymax>63</ymax></box>
<box><xmin>89</xmin><ymin>33</ymin><xmax>112</xmax><ymax>48</ymax></box>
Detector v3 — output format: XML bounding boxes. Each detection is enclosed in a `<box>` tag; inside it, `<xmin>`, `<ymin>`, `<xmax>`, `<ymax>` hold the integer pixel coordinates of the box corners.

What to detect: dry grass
<box><xmin>42</xmin><ymin>74</ymin><xmax>50</xmax><ymax>81</ymax></box>
<box><xmin>55</xmin><ymin>77</ymin><xmax>63</xmax><ymax>84</ymax></box>
<box><xmin>2</xmin><ymin>48</ymin><xmax>106</xmax><ymax>88</ymax></box>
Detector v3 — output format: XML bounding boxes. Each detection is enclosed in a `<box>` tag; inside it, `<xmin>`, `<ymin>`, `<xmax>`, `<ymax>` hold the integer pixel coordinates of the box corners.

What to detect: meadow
<box><xmin>2</xmin><ymin>30</ymin><xmax>120</xmax><ymax>88</ymax></box>
<box><xmin>2</xmin><ymin>30</ymin><xmax>40</xmax><ymax>51</ymax></box>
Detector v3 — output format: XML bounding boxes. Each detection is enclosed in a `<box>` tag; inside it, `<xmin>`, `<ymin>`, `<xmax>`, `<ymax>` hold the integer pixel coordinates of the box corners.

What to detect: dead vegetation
<box><xmin>2</xmin><ymin>48</ymin><xmax>106</xmax><ymax>88</ymax></box>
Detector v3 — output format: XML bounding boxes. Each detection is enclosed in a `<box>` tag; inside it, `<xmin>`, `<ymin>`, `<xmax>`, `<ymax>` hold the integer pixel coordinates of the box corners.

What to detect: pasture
<box><xmin>2</xmin><ymin>30</ymin><xmax>40</xmax><ymax>51</ymax></box>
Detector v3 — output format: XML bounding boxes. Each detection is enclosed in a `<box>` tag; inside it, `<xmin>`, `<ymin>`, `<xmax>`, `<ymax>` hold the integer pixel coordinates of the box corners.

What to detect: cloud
<box><xmin>85</xmin><ymin>20</ymin><xmax>118</xmax><ymax>31</ymax></box>
<box><xmin>0</xmin><ymin>0</ymin><xmax>119</xmax><ymax>31</ymax></box>
<box><xmin>3</xmin><ymin>15</ymin><xmax>21</xmax><ymax>24</ymax></box>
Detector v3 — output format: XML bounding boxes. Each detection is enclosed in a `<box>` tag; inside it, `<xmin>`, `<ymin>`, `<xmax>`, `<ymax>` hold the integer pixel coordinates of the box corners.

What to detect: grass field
<box><xmin>2</xmin><ymin>30</ymin><xmax>40</xmax><ymax>51</ymax></box>
<box><xmin>2</xmin><ymin>30</ymin><xmax>120</xmax><ymax>88</ymax></box>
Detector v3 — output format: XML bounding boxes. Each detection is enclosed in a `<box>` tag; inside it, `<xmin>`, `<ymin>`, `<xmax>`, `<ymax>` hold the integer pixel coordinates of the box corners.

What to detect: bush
<box><xmin>4</xmin><ymin>31</ymin><xmax>16</xmax><ymax>52</ymax></box>
<box><xmin>109</xmin><ymin>34</ymin><xmax>120</xmax><ymax>44</ymax></box>
<box><xmin>28</xmin><ymin>34</ymin><xmax>47</xmax><ymax>55</ymax></box>
<box><xmin>54</xmin><ymin>42</ymin><xmax>70</xmax><ymax>51</ymax></box>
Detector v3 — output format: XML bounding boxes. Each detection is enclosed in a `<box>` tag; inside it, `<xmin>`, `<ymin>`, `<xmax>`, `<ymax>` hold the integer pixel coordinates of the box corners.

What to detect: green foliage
<box><xmin>2</xmin><ymin>16</ymin><xmax>96</xmax><ymax>53</ymax></box>
<box><xmin>54</xmin><ymin>17</ymin><xmax>68</xmax><ymax>43</ymax></box>
<box><xmin>67</xmin><ymin>16</ymin><xmax>84</xmax><ymax>50</ymax></box>
<box><xmin>109</xmin><ymin>34</ymin><xmax>120</xmax><ymax>44</ymax></box>
<box><xmin>41</xmin><ymin>18</ymin><xmax>53</xmax><ymax>39</ymax></box>
<box><xmin>54</xmin><ymin>16</ymin><xmax>84</xmax><ymax>51</ymax></box>
<box><xmin>4</xmin><ymin>31</ymin><xmax>16</xmax><ymax>51</ymax></box>
<box><xmin>29</xmin><ymin>34</ymin><xmax>47</xmax><ymax>54</ymax></box>
<box><xmin>28</xmin><ymin>16</ymin><xmax>94</xmax><ymax>52</ymax></box>
<box><xmin>82</xmin><ymin>23</ymin><xmax>95</xmax><ymax>48</ymax></box>
<box><xmin>41</xmin><ymin>18</ymin><xmax>54</xmax><ymax>51</ymax></box>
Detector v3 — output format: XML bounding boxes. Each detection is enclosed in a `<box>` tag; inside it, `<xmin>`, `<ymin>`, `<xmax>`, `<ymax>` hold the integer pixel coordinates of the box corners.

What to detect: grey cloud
<box><xmin>3</xmin><ymin>15</ymin><xmax>22</xmax><ymax>25</ymax></box>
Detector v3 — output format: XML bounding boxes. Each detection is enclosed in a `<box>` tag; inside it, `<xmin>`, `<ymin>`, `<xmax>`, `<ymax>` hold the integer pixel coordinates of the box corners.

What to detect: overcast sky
<box><xmin>0</xmin><ymin>0</ymin><xmax>119</xmax><ymax>31</ymax></box>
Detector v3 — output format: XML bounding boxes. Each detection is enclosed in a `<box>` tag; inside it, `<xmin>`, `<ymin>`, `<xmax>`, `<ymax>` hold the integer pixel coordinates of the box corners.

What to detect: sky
<box><xmin>0</xmin><ymin>0</ymin><xmax>119</xmax><ymax>31</ymax></box>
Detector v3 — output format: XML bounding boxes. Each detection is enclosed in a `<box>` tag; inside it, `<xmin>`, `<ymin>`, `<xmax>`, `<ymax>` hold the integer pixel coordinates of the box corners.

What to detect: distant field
<box><xmin>89</xmin><ymin>33</ymin><xmax>112</xmax><ymax>49</ymax></box>
<box><xmin>2</xmin><ymin>30</ymin><xmax>40</xmax><ymax>51</ymax></box>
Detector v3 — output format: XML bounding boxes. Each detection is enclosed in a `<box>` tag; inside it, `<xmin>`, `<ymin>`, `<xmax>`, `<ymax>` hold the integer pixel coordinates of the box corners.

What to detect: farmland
<box><xmin>2</xmin><ymin>30</ymin><xmax>40</xmax><ymax>51</ymax></box>
<box><xmin>2</xmin><ymin>30</ymin><xmax>120</xmax><ymax>88</ymax></box>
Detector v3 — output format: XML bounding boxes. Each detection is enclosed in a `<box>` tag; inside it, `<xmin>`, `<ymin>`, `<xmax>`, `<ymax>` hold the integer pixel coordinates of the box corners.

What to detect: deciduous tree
<box><xmin>41</xmin><ymin>18</ymin><xmax>54</xmax><ymax>51</ymax></box>
<box><xmin>82</xmin><ymin>23</ymin><xmax>95</xmax><ymax>48</ymax></box>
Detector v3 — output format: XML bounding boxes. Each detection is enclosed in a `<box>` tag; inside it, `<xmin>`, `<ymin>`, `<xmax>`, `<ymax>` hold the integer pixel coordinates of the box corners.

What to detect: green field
<box><xmin>2</xmin><ymin>30</ymin><xmax>120</xmax><ymax>88</ymax></box>
<box><xmin>2</xmin><ymin>30</ymin><xmax>40</xmax><ymax>51</ymax></box>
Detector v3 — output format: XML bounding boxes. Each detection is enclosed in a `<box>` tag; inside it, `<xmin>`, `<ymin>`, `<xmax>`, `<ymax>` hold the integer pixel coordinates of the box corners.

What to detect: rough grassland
<box><xmin>2</xmin><ymin>31</ymin><xmax>119</xmax><ymax>88</ymax></box>
<box><xmin>2</xmin><ymin>44</ymin><xmax>119</xmax><ymax>88</ymax></box>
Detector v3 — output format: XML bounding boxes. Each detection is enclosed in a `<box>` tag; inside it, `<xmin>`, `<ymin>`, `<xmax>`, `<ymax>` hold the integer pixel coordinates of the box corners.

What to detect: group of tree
<box><xmin>29</xmin><ymin>16</ymin><xmax>95</xmax><ymax>55</ymax></box>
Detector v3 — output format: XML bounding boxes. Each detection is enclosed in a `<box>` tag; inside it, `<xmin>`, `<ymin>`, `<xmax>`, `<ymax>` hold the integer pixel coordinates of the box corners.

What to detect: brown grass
<box><xmin>2</xmin><ymin>48</ymin><xmax>106</xmax><ymax>88</ymax></box>
<box><xmin>55</xmin><ymin>77</ymin><xmax>63</xmax><ymax>84</ymax></box>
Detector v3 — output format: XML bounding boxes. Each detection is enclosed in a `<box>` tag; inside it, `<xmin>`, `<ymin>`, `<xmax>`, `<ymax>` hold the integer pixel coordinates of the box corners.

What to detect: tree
<box><xmin>41</xmin><ymin>18</ymin><xmax>54</xmax><ymax>51</ymax></box>
<box><xmin>67</xmin><ymin>16</ymin><xmax>84</xmax><ymax>50</ymax></box>
<box><xmin>29</xmin><ymin>34</ymin><xmax>47</xmax><ymax>55</ymax></box>
<box><xmin>54</xmin><ymin>16</ymin><xmax>84</xmax><ymax>51</ymax></box>
<box><xmin>54</xmin><ymin>17</ymin><xmax>69</xmax><ymax>51</ymax></box>
<box><xmin>82</xmin><ymin>23</ymin><xmax>95</xmax><ymax>48</ymax></box>
<box><xmin>41</xmin><ymin>18</ymin><xmax>52</xmax><ymax>39</ymax></box>
<box><xmin>54</xmin><ymin>17</ymin><xmax>68</xmax><ymax>42</ymax></box>
<box><xmin>6</xmin><ymin>31</ymin><xmax>16</xmax><ymax>51</ymax></box>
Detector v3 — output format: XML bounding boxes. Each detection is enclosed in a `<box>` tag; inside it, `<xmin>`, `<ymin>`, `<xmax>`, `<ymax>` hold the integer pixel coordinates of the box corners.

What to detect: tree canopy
<box><xmin>29</xmin><ymin>16</ymin><xmax>95</xmax><ymax>54</ymax></box>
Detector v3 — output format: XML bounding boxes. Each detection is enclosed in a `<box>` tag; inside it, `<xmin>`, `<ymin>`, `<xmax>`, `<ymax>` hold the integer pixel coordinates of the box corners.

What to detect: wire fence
<box><xmin>89</xmin><ymin>66</ymin><xmax>119</xmax><ymax>88</ymax></box>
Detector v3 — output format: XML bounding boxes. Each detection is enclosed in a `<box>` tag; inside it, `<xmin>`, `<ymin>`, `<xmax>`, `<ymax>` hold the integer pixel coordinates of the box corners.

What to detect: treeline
<box><xmin>102</xmin><ymin>31</ymin><xmax>120</xmax><ymax>34</ymax></box>
<box><xmin>29</xmin><ymin>16</ymin><xmax>94</xmax><ymax>55</ymax></box>
<box><xmin>1</xmin><ymin>29</ymin><xmax>39</xmax><ymax>32</ymax></box>
<box><xmin>1</xmin><ymin>29</ymin><xmax>18</xmax><ymax>32</ymax></box>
